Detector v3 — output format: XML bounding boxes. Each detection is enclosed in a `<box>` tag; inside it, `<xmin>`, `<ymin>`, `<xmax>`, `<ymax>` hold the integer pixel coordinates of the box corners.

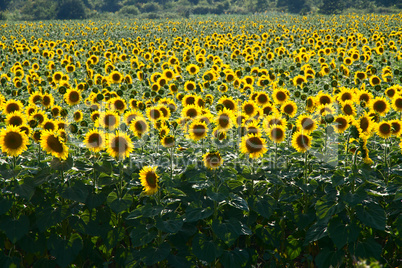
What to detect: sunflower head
<box><xmin>188</xmin><ymin>120</ymin><xmax>208</xmax><ymax>141</ymax></box>
<box><xmin>0</xmin><ymin>125</ymin><xmax>30</xmax><ymax>157</ymax></box>
<box><xmin>203</xmin><ymin>151</ymin><xmax>223</xmax><ymax>170</ymax></box>
<box><xmin>291</xmin><ymin>131</ymin><xmax>312</xmax><ymax>153</ymax></box>
<box><xmin>84</xmin><ymin>129</ymin><xmax>106</xmax><ymax>152</ymax></box>
<box><xmin>139</xmin><ymin>166</ymin><xmax>159</xmax><ymax>195</ymax></box>
<box><xmin>269</xmin><ymin>124</ymin><xmax>286</xmax><ymax>143</ymax></box>
<box><xmin>240</xmin><ymin>133</ymin><xmax>267</xmax><ymax>159</ymax></box>
<box><xmin>107</xmin><ymin>131</ymin><xmax>133</xmax><ymax>159</ymax></box>
<box><xmin>40</xmin><ymin>130</ymin><xmax>69</xmax><ymax>160</ymax></box>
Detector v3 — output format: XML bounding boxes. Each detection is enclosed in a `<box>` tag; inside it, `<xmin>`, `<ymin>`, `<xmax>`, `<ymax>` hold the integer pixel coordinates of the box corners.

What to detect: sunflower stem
<box><xmin>345</xmin><ymin>132</ymin><xmax>350</xmax><ymax>167</ymax></box>
<box><xmin>304</xmin><ymin>151</ymin><xmax>308</xmax><ymax>185</ymax></box>
<box><xmin>251</xmin><ymin>157</ymin><xmax>255</xmax><ymax>196</ymax></box>
<box><xmin>213</xmin><ymin>169</ymin><xmax>218</xmax><ymax>220</ymax></box>
<box><xmin>384</xmin><ymin>138</ymin><xmax>389</xmax><ymax>184</ymax></box>
<box><xmin>38</xmin><ymin>144</ymin><xmax>41</xmax><ymax>166</ymax></box>
<box><xmin>275</xmin><ymin>142</ymin><xmax>278</xmax><ymax>171</ymax></box>
<box><xmin>92</xmin><ymin>154</ymin><xmax>97</xmax><ymax>193</ymax></box>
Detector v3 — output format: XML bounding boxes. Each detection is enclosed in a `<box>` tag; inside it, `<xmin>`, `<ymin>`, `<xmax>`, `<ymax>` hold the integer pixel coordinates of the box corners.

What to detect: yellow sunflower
<box><xmin>296</xmin><ymin>114</ymin><xmax>317</xmax><ymax>134</ymax></box>
<box><xmin>139</xmin><ymin>166</ymin><xmax>159</xmax><ymax>195</ymax></box>
<box><xmin>0</xmin><ymin>125</ymin><xmax>30</xmax><ymax>156</ymax></box>
<box><xmin>40</xmin><ymin>130</ymin><xmax>69</xmax><ymax>160</ymax></box>
<box><xmin>130</xmin><ymin>117</ymin><xmax>149</xmax><ymax>138</ymax></box>
<box><xmin>268</xmin><ymin>124</ymin><xmax>286</xmax><ymax>143</ymax></box>
<box><xmin>5</xmin><ymin>111</ymin><xmax>26</xmax><ymax>127</ymax></box>
<box><xmin>370</xmin><ymin>96</ymin><xmax>390</xmax><ymax>116</ymax></box>
<box><xmin>215</xmin><ymin>108</ymin><xmax>235</xmax><ymax>131</ymax></box>
<box><xmin>291</xmin><ymin>131</ymin><xmax>312</xmax><ymax>153</ymax></box>
<box><xmin>84</xmin><ymin>129</ymin><xmax>106</xmax><ymax>152</ymax></box>
<box><xmin>97</xmin><ymin>111</ymin><xmax>120</xmax><ymax>131</ymax></box>
<box><xmin>64</xmin><ymin>88</ymin><xmax>81</xmax><ymax>106</ymax></box>
<box><xmin>106</xmin><ymin>131</ymin><xmax>133</xmax><ymax>159</ymax></box>
<box><xmin>281</xmin><ymin>100</ymin><xmax>298</xmax><ymax>118</ymax></box>
<box><xmin>333</xmin><ymin>115</ymin><xmax>350</xmax><ymax>134</ymax></box>
<box><xmin>188</xmin><ymin>120</ymin><xmax>208</xmax><ymax>141</ymax></box>
<box><xmin>203</xmin><ymin>151</ymin><xmax>223</xmax><ymax>170</ymax></box>
<box><xmin>240</xmin><ymin>133</ymin><xmax>267</xmax><ymax>159</ymax></box>
<box><xmin>376</xmin><ymin>122</ymin><xmax>392</xmax><ymax>139</ymax></box>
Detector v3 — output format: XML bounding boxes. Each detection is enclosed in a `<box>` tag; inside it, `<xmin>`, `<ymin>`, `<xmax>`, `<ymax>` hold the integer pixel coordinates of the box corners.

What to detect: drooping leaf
<box><xmin>192</xmin><ymin>233</ymin><xmax>223</xmax><ymax>263</ymax></box>
<box><xmin>356</xmin><ymin>203</ymin><xmax>386</xmax><ymax>231</ymax></box>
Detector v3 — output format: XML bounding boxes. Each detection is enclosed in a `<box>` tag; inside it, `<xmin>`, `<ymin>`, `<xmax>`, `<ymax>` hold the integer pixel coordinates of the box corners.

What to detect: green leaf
<box><xmin>328</xmin><ymin>217</ymin><xmax>360</xmax><ymax>249</ymax></box>
<box><xmin>0</xmin><ymin>215</ymin><xmax>29</xmax><ymax>243</ymax></box>
<box><xmin>156</xmin><ymin>217</ymin><xmax>183</xmax><ymax>233</ymax></box>
<box><xmin>85</xmin><ymin>192</ymin><xmax>106</xmax><ymax>210</ymax></box>
<box><xmin>192</xmin><ymin>233</ymin><xmax>223</xmax><ymax>263</ymax></box>
<box><xmin>126</xmin><ymin>203</ymin><xmax>163</xmax><ymax>219</ymax></box>
<box><xmin>356</xmin><ymin>203</ymin><xmax>386</xmax><ymax>231</ymax></box>
<box><xmin>13</xmin><ymin>180</ymin><xmax>36</xmax><ymax>200</ymax></box>
<box><xmin>228</xmin><ymin>193</ymin><xmax>249</xmax><ymax>211</ymax></box>
<box><xmin>220</xmin><ymin>248</ymin><xmax>249</xmax><ymax>268</ymax></box>
<box><xmin>351</xmin><ymin>238</ymin><xmax>382</xmax><ymax>260</ymax></box>
<box><xmin>315</xmin><ymin>248</ymin><xmax>344</xmax><ymax>268</ymax></box>
<box><xmin>0</xmin><ymin>196</ymin><xmax>13</xmax><ymax>215</ymax></box>
<box><xmin>61</xmin><ymin>181</ymin><xmax>89</xmax><ymax>203</ymax></box>
<box><xmin>50</xmin><ymin>157</ymin><xmax>73</xmax><ymax>171</ymax></box>
<box><xmin>286</xmin><ymin>235</ymin><xmax>302</xmax><ymax>260</ymax></box>
<box><xmin>304</xmin><ymin>221</ymin><xmax>328</xmax><ymax>246</ymax></box>
<box><xmin>142</xmin><ymin>242</ymin><xmax>171</xmax><ymax>266</ymax></box>
<box><xmin>249</xmin><ymin>196</ymin><xmax>275</xmax><ymax>220</ymax></box>
<box><xmin>315</xmin><ymin>199</ymin><xmax>337</xmax><ymax>220</ymax></box>
<box><xmin>130</xmin><ymin>225</ymin><xmax>157</xmax><ymax>247</ymax></box>
<box><xmin>207</xmin><ymin>186</ymin><xmax>229</xmax><ymax>202</ymax></box>
<box><xmin>185</xmin><ymin>206</ymin><xmax>213</xmax><ymax>222</ymax></box>
<box><xmin>36</xmin><ymin>206</ymin><xmax>69</xmax><ymax>233</ymax></box>
<box><xmin>212</xmin><ymin>218</ymin><xmax>242</xmax><ymax>247</ymax></box>
<box><xmin>107</xmin><ymin>192</ymin><xmax>133</xmax><ymax>214</ymax></box>
<box><xmin>47</xmin><ymin>233</ymin><xmax>83</xmax><ymax>268</ymax></box>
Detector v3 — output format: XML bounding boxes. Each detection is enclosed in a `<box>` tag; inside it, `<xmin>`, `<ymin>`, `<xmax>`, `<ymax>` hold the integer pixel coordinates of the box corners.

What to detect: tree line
<box><xmin>0</xmin><ymin>0</ymin><xmax>401</xmax><ymax>20</ymax></box>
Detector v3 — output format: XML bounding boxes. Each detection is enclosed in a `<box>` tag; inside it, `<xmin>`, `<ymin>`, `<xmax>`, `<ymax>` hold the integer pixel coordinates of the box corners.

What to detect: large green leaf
<box><xmin>212</xmin><ymin>218</ymin><xmax>242</xmax><ymax>247</ymax></box>
<box><xmin>356</xmin><ymin>203</ymin><xmax>386</xmax><ymax>231</ymax></box>
<box><xmin>126</xmin><ymin>203</ymin><xmax>163</xmax><ymax>220</ymax></box>
<box><xmin>60</xmin><ymin>181</ymin><xmax>90</xmax><ymax>203</ymax></box>
<box><xmin>192</xmin><ymin>233</ymin><xmax>223</xmax><ymax>263</ymax></box>
<box><xmin>350</xmin><ymin>238</ymin><xmax>382</xmax><ymax>260</ymax></box>
<box><xmin>0</xmin><ymin>215</ymin><xmax>29</xmax><ymax>243</ymax></box>
<box><xmin>130</xmin><ymin>225</ymin><xmax>157</xmax><ymax>247</ymax></box>
<box><xmin>304</xmin><ymin>221</ymin><xmax>328</xmax><ymax>246</ymax></box>
<box><xmin>328</xmin><ymin>217</ymin><xmax>360</xmax><ymax>249</ymax></box>
<box><xmin>220</xmin><ymin>248</ymin><xmax>249</xmax><ymax>268</ymax></box>
<box><xmin>249</xmin><ymin>196</ymin><xmax>275</xmax><ymax>220</ymax></box>
<box><xmin>184</xmin><ymin>206</ymin><xmax>213</xmax><ymax>222</ymax></box>
<box><xmin>156</xmin><ymin>216</ymin><xmax>183</xmax><ymax>233</ymax></box>
<box><xmin>0</xmin><ymin>196</ymin><xmax>13</xmax><ymax>215</ymax></box>
<box><xmin>47</xmin><ymin>233</ymin><xmax>83</xmax><ymax>268</ymax></box>
<box><xmin>85</xmin><ymin>192</ymin><xmax>106</xmax><ymax>210</ymax></box>
<box><xmin>286</xmin><ymin>235</ymin><xmax>302</xmax><ymax>260</ymax></box>
<box><xmin>315</xmin><ymin>248</ymin><xmax>344</xmax><ymax>268</ymax></box>
<box><xmin>106</xmin><ymin>192</ymin><xmax>133</xmax><ymax>214</ymax></box>
<box><xmin>228</xmin><ymin>193</ymin><xmax>249</xmax><ymax>211</ymax></box>
<box><xmin>142</xmin><ymin>242</ymin><xmax>171</xmax><ymax>266</ymax></box>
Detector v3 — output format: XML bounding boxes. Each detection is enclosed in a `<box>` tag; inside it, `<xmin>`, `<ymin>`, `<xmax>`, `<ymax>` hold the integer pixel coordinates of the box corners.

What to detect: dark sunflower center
<box><xmin>320</xmin><ymin>96</ymin><xmax>331</xmax><ymax>105</ymax></box>
<box><xmin>88</xmin><ymin>133</ymin><xmax>102</xmax><ymax>147</ymax></box>
<box><xmin>379</xmin><ymin>124</ymin><xmax>391</xmax><ymax>135</ymax></box>
<box><xmin>283</xmin><ymin>104</ymin><xmax>294</xmax><ymax>115</ymax></box>
<box><xmin>135</xmin><ymin>121</ymin><xmax>146</xmax><ymax>132</ymax></box>
<box><xmin>34</xmin><ymin>114</ymin><xmax>44</xmax><ymax>124</ymax></box>
<box><xmin>44</xmin><ymin>122</ymin><xmax>55</xmax><ymax>130</ymax></box>
<box><xmin>9</xmin><ymin>116</ymin><xmax>23</xmax><ymax>126</ymax></box>
<box><xmin>336</xmin><ymin>118</ymin><xmax>347</xmax><ymax>129</ymax></box>
<box><xmin>206</xmin><ymin>154</ymin><xmax>221</xmax><ymax>167</ymax></box>
<box><xmin>245</xmin><ymin>136</ymin><xmax>263</xmax><ymax>153</ymax></box>
<box><xmin>112</xmin><ymin>73</ymin><xmax>121</xmax><ymax>82</ymax></box>
<box><xmin>373</xmin><ymin>101</ymin><xmax>386</xmax><ymax>113</ymax></box>
<box><xmin>395</xmin><ymin>98</ymin><xmax>402</xmax><ymax>109</ymax></box>
<box><xmin>6</xmin><ymin>103</ymin><xmax>20</xmax><ymax>114</ymax></box>
<box><xmin>247</xmin><ymin>126</ymin><xmax>258</xmax><ymax>135</ymax></box>
<box><xmin>111</xmin><ymin>137</ymin><xmax>128</xmax><ymax>154</ymax></box>
<box><xmin>104</xmin><ymin>114</ymin><xmax>116</xmax><ymax>127</ymax></box>
<box><xmin>360</xmin><ymin>117</ymin><xmax>369</xmax><ymax>132</ymax></box>
<box><xmin>33</xmin><ymin>95</ymin><xmax>42</xmax><ymax>103</ymax></box>
<box><xmin>244</xmin><ymin>104</ymin><xmax>254</xmax><ymax>115</ymax></box>
<box><xmin>271</xmin><ymin>128</ymin><xmax>284</xmax><ymax>140</ymax></box>
<box><xmin>296</xmin><ymin>134</ymin><xmax>310</xmax><ymax>150</ymax></box>
<box><xmin>391</xmin><ymin>122</ymin><xmax>400</xmax><ymax>133</ymax></box>
<box><xmin>186</xmin><ymin>83</ymin><xmax>195</xmax><ymax>91</ymax></box>
<box><xmin>359</xmin><ymin>94</ymin><xmax>369</xmax><ymax>103</ymax></box>
<box><xmin>145</xmin><ymin>172</ymin><xmax>157</xmax><ymax>188</ymax></box>
<box><xmin>263</xmin><ymin>106</ymin><xmax>272</xmax><ymax>115</ymax></box>
<box><xmin>193</xmin><ymin>124</ymin><xmax>206</xmax><ymax>137</ymax></box>
<box><xmin>356</xmin><ymin>72</ymin><xmax>365</xmax><ymax>80</ymax></box>
<box><xmin>150</xmin><ymin>109</ymin><xmax>161</xmax><ymax>120</ymax></box>
<box><xmin>46</xmin><ymin>135</ymin><xmax>64</xmax><ymax>153</ymax></box>
<box><xmin>218</xmin><ymin>114</ymin><xmax>230</xmax><ymax>128</ymax></box>
<box><xmin>341</xmin><ymin>93</ymin><xmax>352</xmax><ymax>102</ymax></box>
<box><xmin>4</xmin><ymin>132</ymin><xmax>23</xmax><ymax>149</ymax></box>
<box><xmin>69</xmin><ymin>91</ymin><xmax>80</xmax><ymax>103</ymax></box>
<box><xmin>343</xmin><ymin>105</ymin><xmax>353</xmax><ymax>115</ymax></box>
<box><xmin>74</xmin><ymin>112</ymin><xmax>81</xmax><ymax>120</ymax></box>
<box><xmin>222</xmin><ymin>100</ymin><xmax>235</xmax><ymax>110</ymax></box>
<box><xmin>185</xmin><ymin>97</ymin><xmax>196</xmax><ymax>105</ymax></box>
<box><xmin>257</xmin><ymin>94</ymin><xmax>268</xmax><ymax>104</ymax></box>
<box><xmin>186</xmin><ymin>108</ymin><xmax>197</xmax><ymax>118</ymax></box>
<box><xmin>371</xmin><ymin>77</ymin><xmax>380</xmax><ymax>85</ymax></box>
<box><xmin>301</xmin><ymin>118</ymin><xmax>314</xmax><ymax>130</ymax></box>
<box><xmin>114</xmin><ymin>100</ymin><xmax>125</xmax><ymax>110</ymax></box>
<box><xmin>276</xmin><ymin>91</ymin><xmax>286</xmax><ymax>101</ymax></box>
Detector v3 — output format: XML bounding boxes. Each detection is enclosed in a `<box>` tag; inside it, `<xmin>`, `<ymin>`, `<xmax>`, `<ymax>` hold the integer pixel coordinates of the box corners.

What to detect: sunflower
<box><xmin>40</xmin><ymin>130</ymin><xmax>69</xmax><ymax>160</ymax></box>
<box><xmin>109</xmin><ymin>70</ymin><xmax>123</xmax><ymax>84</ymax></box>
<box><xmin>90</xmin><ymin>111</ymin><xmax>101</xmax><ymax>122</ymax></box>
<box><xmin>392</xmin><ymin>94</ymin><xmax>402</xmax><ymax>112</ymax></box>
<box><xmin>242</xmin><ymin>100</ymin><xmax>259</xmax><ymax>118</ymax></box>
<box><xmin>124</xmin><ymin>110</ymin><xmax>141</xmax><ymax>126</ymax></box>
<box><xmin>29</xmin><ymin>91</ymin><xmax>43</xmax><ymax>105</ymax></box>
<box><xmin>3</xmin><ymin>100</ymin><xmax>24</xmax><ymax>114</ymax></box>
<box><xmin>316</xmin><ymin>91</ymin><xmax>333</xmax><ymax>106</ymax></box>
<box><xmin>272</xmin><ymin>87</ymin><xmax>289</xmax><ymax>104</ymax></box>
<box><xmin>390</xmin><ymin>119</ymin><xmax>402</xmax><ymax>136</ymax></box>
<box><xmin>97</xmin><ymin>111</ymin><xmax>120</xmax><ymax>131</ymax></box>
<box><xmin>84</xmin><ymin>129</ymin><xmax>106</xmax><ymax>152</ymax></box>
<box><xmin>52</xmin><ymin>71</ymin><xmax>63</xmax><ymax>83</ymax></box>
<box><xmin>107</xmin><ymin>131</ymin><xmax>133</xmax><ymax>159</ymax></box>
<box><xmin>354</xmin><ymin>112</ymin><xmax>374</xmax><ymax>134</ymax></box>
<box><xmin>218</xmin><ymin>96</ymin><xmax>237</xmax><ymax>111</ymax></box>
<box><xmin>296</xmin><ymin>114</ymin><xmax>317</xmax><ymax>134</ymax></box>
<box><xmin>130</xmin><ymin>117</ymin><xmax>149</xmax><ymax>138</ymax></box>
<box><xmin>51</xmin><ymin>105</ymin><xmax>62</xmax><ymax>118</ymax></box>
<box><xmin>188</xmin><ymin>120</ymin><xmax>208</xmax><ymax>141</ymax></box>
<box><xmin>291</xmin><ymin>131</ymin><xmax>312</xmax><ymax>153</ymax></box>
<box><xmin>281</xmin><ymin>100</ymin><xmax>297</xmax><ymax>118</ymax></box>
<box><xmin>161</xmin><ymin>135</ymin><xmax>175</xmax><ymax>148</ymax></box>
<box><xmin>139</xmin><ymin>166</ymin><xmax>159</xmax><ymax>195</ymax></box>
<box><xmin>292</xmin><ymin>75</ymin><xmax>307</xmax><ymax>87</ymax></box>
<box><xmin>31</xmin><ymin>109</ymin><xmax>47</xmax><ymax>126</ymax></box>
<box><xmin>370</xmin><ymin>96</ymin><xmax>390</xmax><ymax>116</ymax></box>
<box><xmin>376</xmin><ymin>122</ymin><xmax>392</xmax><ymax>139</ymax></box>
<box><xmin>110</xmin><ymin>97</ymin><xmax>127</xmax><ymax>114</ymax></box>
<box><xmin>357</xmin><ymin>89</ymin><xmax>373</xmax><ymax>105</ymax></box>
<box><xmin>181</xmin><ymin>104</ymin><xmax>201</xmax><ymax>120</ymax></box>
<box><xmin>268</xmin><ymin>124</ymin><xmax>286</xmax><ymax>143</ymax></box>
<box><xmin>182</xmin><ymin>95</ymin><xmax>197</xmax><ymax>106</ymax></box>
<box><xmin>5</xmin><ymin>111</ymin><xmax>26</xmax><ymax>127</ymax></box>
<box><xmin>203</xmin><ymin>151</ymin><xmax>223</xmax><ymax>170</ymax></box>
<box><xmin>64</xmin><ymin>88</ymin><xmax>81</xmax><ymax>106</ymax></box>
<box><xmin>305</xmin><ymin>96</ymin><xmax>316</xmax><ymax>113</ymax></box>
<box><xmin>71</xmin><ymin>110</ymin><xmax>82</xmax><ymax>122</ymax></box>
<box><xmin>184</xmin><ymin>81</ymin><xmax>196</xmax><ymax>92</ymax></box>
<box><xmin>215</xmin><ymin>108</ymin><xmax>235</xmax><ymax>131</ymax></box>
<box><xmin>263</xmin><ymin>113</ymin><xmax>287</xmax><ymax>130</ymax></box>
<box><xmin>333</xmin><ymin>115</ymin><xmax>350</xmax><ymax>134</ymax></box>
<box><xmin>240</xmin><ymin>133</ymin><xmax>267</xmax><ymax>159</ymax></box>
<box><xmin>261</xmin><ymin>103</ymin><xmax>277</xmax><ymax>116</ymax></box>
<box><xmin>42</xmin><ymin>119</ymin><xmax>58</xmax><ymax>131</ymax></box>
<box><xmin>341</xmin><ymin>100</ymin><xmax>356</xmax><ymax>116</ymax></box>
<box><xmin>369</xmin><ymin>75</ymin><xmax>381</xmax><ymax>87</ymax></box>
<box><xmin>0</xmin><ymin>125</ymin><xmax>29</xmax><ymax>156</ymax></box>
<box><xmin>255</xmin><ymin>92</ymin><xmax>270</xmax><ymax>106</ymax></box>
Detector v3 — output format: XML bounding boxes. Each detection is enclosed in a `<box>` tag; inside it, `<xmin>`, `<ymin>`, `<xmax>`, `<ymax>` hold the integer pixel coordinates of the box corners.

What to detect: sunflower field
<box><xmin>0</xmin><ymin>13</ymin><xmax>401</xmax><ymax>267</ymax></box>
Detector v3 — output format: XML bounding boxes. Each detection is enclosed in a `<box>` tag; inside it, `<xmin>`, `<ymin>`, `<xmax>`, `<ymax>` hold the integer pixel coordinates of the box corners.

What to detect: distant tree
<box><xmin>101</xmin><ymin>0</ymin><xmax>122</xmax><ymax>12</ymax></box>
<box><xmin>0</xmin><ymin>0</ymin><xmax>11</xmax><ymax>10</ymax></box>
<box><xmin>20</xmin><ymin>0</ymin><xmax>57</xmax><ymax>20</ymax></box>
<box><xmin>319</xmin><ymin>0</ymin><xmax>343</xmax><ymax>14</ymax></box>
<box><xmin>118</xmin><ymin>4</ymin><xmax>140</xmax><ymax>15</ymax></box>
<box><xmin>57</xmin><ymin>0</ymin><xmax>87</xmax><ymax>19</ymax></box>
<box><xmin>288</xmin><ymin>0</ymin><xmax>307</xmax><ymax>13</ymax></box>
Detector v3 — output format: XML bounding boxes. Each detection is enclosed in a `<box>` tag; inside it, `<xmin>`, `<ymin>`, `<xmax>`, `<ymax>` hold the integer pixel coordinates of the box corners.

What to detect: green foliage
<box><xmin>57</xmin><ymin>0</ymin><xmax>88</xmax><ymax>20</ymax></box>
<box><xmin>118</xmin><ymin>4</ymin><xmax>140</xmax><ymax>15</ymax></box>
<box><xmin>20</xmin><ymin>0</ymin><xmax>58</xmax><ymax>20</ymax></box>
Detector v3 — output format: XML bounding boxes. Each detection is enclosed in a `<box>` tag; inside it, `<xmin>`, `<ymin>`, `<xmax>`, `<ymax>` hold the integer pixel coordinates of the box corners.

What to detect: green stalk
<box><xmin>170</xmin><ymin>147</ymin><xmax>174</xmax><ymax>180</ymax></box>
